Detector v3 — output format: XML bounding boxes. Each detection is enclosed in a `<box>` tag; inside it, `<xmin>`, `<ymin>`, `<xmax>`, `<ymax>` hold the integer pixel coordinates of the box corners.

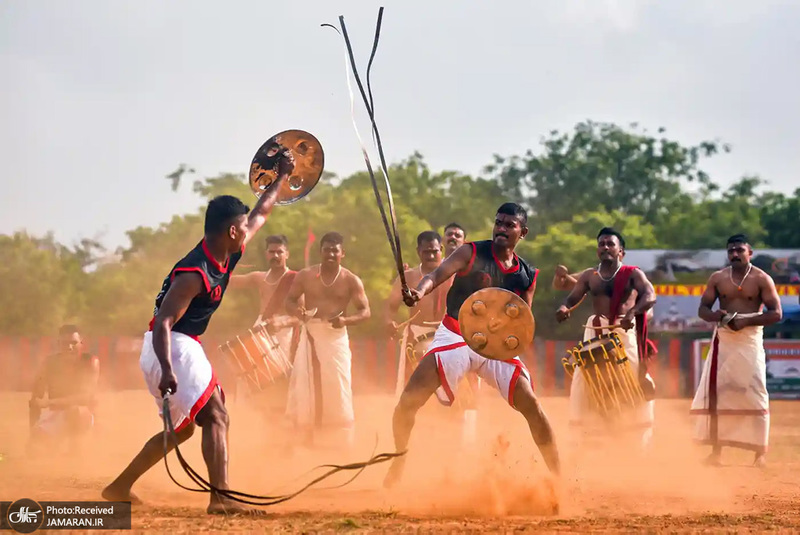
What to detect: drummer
<box><xmin>229</xmin><ymin>234</ymin><xmax>300</xmax><ymax>352</ymax></box>
<box><xmin>554</xmin><ymin>227</ymin><xmax>657</xmax><ymax>450</ymax></box>
<box><xmin>384</xmin><ymin>202</ymin><xmax>561</xmax><ymax>489</ymax></box>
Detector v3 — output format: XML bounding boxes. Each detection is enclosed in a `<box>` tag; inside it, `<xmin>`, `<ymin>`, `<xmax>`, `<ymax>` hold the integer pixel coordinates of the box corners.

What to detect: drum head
<box><xmin>458</xmin><ymin>288</ymin><xmax>535</xmax><ymax>360</ymax></box>
<box><xmin>248</xmin><ymin>129</ymin><xmax>325</xmax><ymax>205</ymax></box>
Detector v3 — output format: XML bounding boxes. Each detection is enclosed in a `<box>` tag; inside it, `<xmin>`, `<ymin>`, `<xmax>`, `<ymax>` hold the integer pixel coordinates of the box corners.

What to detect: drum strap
<box><xmin>158</xmin><ymin>393</ymin><xmax>405</xmax><ymax>506</ymax></box>
<box><xmin>259</xmin><ymin>271</ymin><xmax>297</xmax><ymax>319</ymax></box>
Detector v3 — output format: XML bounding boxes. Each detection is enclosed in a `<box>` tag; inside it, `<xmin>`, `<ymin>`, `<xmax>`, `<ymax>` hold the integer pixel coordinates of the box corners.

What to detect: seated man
<box><xmin>28</xmin><ymin>325</ymin><xmax>100</xmax><ymax>455</ymax></box>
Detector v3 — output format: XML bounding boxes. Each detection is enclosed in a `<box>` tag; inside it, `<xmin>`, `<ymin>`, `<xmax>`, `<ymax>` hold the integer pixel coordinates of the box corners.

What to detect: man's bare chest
<box><xmin>717</xmin><ymin>277</ymin><xmax>761</xmax><ymax>303</ymax></box>
<box><xmin>306</xmin><ymin>279</ymin><xmax>351</xmax><ymax>302</ymax></box>
<box><xmin>589</xmin><ymin>277</ymin><xmax>632</xmax><ymax>298</ymax></box>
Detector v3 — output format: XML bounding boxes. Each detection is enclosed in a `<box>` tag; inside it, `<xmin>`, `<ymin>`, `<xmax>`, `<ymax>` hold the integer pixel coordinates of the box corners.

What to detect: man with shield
<box><xmin>384</xmin><ymin>203</ymin><xmax>561</xmax><ymax>488</ymax></box>
<box><xmin>555</xmin><ymin>227</ymin><xmax>657</xmax><ymax>450</ymax></box>
<box><xmin>102</xmin><ymin>142</ymin><xmax>295</xmax><ymax>515</ymax></box>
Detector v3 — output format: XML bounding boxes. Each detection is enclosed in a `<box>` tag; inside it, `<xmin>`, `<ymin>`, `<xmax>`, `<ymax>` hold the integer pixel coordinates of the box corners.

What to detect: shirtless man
<box><xmin>555</xmin><ymin>227</ymin><xmax>657</xmax><ymax>449</ymax></box>
<box><xmin>690</xmin><ymin>234</ymin><xmax>782</xmax><ymax>467</ymax></box>
<box><xmin>386</xmin><ymin>231</ymin><xmax>449</xmax><ymax>389</ymax></box>
<box><xmin>384</xmin><ymin>203</ymin><xmax>560</xmax><ymax>488</ymax></box>
<box><xmin>443</xmin><ymin>222</ymin><xmax>466</xmax><ymax>258</ymax></box>
<box><xmin>102</xmin><ymin>148</ymin><xmax>293</xmax><ymax>514</ymax></box>
<box><xmin>28</xmin><ymin>324</ymin><xmax>99</xmax><ymax>456</ymax></box>
<box><xmin>229</xmin><ymin>234</ymin><xmax>300</xmax><ymax>347</ymax></box>
<box><xmin>284</xmin><ymin>231</ymin><xmax>371</xmax><ymax>448</ymax></box>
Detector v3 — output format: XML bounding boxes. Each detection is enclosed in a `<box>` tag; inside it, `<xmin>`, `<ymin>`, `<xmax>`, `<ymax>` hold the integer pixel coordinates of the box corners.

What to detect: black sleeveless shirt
<box><xmin>149</xmin><ymin>239</ymin><xmax>244</xmax><ymax>337</ymax></box>
<box><xmin>445</xmin><ymin>240</ymin><xmax>538</xmax><ymax>319</ymax></box>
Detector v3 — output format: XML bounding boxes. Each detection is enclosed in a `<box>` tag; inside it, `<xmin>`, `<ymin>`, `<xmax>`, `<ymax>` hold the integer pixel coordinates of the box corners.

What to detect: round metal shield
<box><xmin>248</xmin><ymin>129</ymin><xmax>325</xmax><ymax>205</ymax></box>
<box><xmin>458</xmin><ymin>287</ymin><xmax>535</xmax><ymax>360</ymax></box>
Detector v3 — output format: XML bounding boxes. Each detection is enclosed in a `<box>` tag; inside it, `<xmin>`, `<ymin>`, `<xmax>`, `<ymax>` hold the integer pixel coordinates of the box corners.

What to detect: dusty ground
<box><xmin>2</xmin><ymin>386</ymin><xmax>800</xmax><ymax>534</ymax></box>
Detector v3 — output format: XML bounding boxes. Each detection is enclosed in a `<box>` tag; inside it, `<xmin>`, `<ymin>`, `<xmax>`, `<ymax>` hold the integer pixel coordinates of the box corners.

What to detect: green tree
<box><xmin>485</xmin><ymin>121</ymin><xmax>729</xmax><ymax>236</ymax></box>
<box><xmin>760</xmin><ymin>188</ymin><xmax>800</xmax><ymax>248</ymax></box>
<box><xmin>0</xmin><ymin>232</ymin><xmax>87</xmax><ymax>335</ymax></box>
<box><xmin>655</xmin><ymin>176</ymin><xmax>766</xmax><ymax>249</ymax></box>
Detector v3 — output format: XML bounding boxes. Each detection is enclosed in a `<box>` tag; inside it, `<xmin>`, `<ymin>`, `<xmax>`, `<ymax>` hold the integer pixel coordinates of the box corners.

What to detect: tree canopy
<box><xmin>2</xmin><ymin>121</ymin><xmax>797</xmax><ymax>338</ymax></box>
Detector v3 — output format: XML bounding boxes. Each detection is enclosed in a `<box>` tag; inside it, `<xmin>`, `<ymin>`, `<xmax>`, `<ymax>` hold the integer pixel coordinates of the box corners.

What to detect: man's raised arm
<box><xmin>243</xmin><ymin>152</ymin><xmax>295</xmax><ymax>247</ymax></box>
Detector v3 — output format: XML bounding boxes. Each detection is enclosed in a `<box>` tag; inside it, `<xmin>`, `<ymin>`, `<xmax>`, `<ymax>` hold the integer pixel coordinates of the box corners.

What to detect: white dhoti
<box><xmin>285</xmin><ymin>320</ymin><xmax>354</xmax><ymax>437</ymax></box>
<box><xmin>271</xmin><ymin>317</ymin><xmax>295</xmax><ymax>361</ymax></box>
<box><xmin>395</xmin><ymin>324</ymin><xmax>437</xmax><ymax>398</ymax></box>
<box><xmin>690</xmin><ymin>321</ymin><xmax>769</xmax><ymax>454</ymax></box>
<box><xmin>140</xmin><ymin>331</ymin><xmax>220</xmax><ymax>433</ymax></box>
<box><xmin>569</xmin><ymin>315</ymin><xmax>655</xmax><ymax>440</ymax></box>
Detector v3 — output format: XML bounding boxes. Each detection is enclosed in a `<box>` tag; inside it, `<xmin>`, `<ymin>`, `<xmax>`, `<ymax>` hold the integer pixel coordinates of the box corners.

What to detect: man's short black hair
<box><xmin>727</xmin><ymin>234</ymin><xmax>749</xmax><ymax>246</ymax></box>
<box><xmin>266</xmin><ymin>234</ymin><xmax>288</xmax><ymax>247</ymax></box>
<box><xmin>205</xmin><ymin>195</ymin><xmax>249</xmax><ymax>235</ymax></box>
<box><xmin>444</xmin><ymin>222</ymin><xmax>466</xmax><ymax>237</ymax></box>
<box><xmin>59</xmin><ymin>324</ymin><xmax>79</xmax><ymax>336</ymax></box>
<box><xmin>597</xmin><ymin>227</ymin><xmax>626</xmax><ymax>249</ymax></box>
<box><xmin>417</xmin><ymin>231</ymin><xmax>442</xmax><ymax>248</ymax></box>
<box><xmin>320</xmin><ymin>231</ymin><xmax>344</xmax><ymax>248</ymax></box>
<box><xmin>496</xmin><ymin>203</ymin><xmax>528</xmax><ymax>226</ymax></box>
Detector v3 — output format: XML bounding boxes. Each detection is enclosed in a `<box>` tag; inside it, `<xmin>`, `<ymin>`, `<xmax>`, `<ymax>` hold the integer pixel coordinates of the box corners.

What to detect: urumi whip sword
<box><xmin>322</xmin><ymin>7</ymin><xmax>413</xmax><ymax>303</ymax></box>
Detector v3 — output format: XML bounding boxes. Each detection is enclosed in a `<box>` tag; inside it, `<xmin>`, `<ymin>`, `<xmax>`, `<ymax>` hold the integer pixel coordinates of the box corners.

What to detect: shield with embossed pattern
<box><xmin>248</xmin><ymin>130</ymin><xmax>325</xmax><ymax>205</ymax></box>
<box><xmin>458</xmin><ymin>287</ymin><xmax>535</xmax><ymax>360</ymax></box>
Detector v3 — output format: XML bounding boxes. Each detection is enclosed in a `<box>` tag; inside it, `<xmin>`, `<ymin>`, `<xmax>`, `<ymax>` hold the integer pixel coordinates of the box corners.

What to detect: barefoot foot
<box><xmin>383</xmin><ymin>458</ymin><xmax>406</xmax><ymax>489</ymax></box>
<box><xmin>207</xmin><ymin>498</ymin><xmax>269</xmax><ymax>516</ymax></box>
<box><xmin>703</xmin><ymin>453</ymin><xmax>721</xmax><ymax>467</ymax></box>
<box><xmin>102</xmin><ymin>484</ymin><xmax>143</xmax><ymax>505</ymax></box>
<box><xmin>753</xmin><ymin>454</ymin><xmax>767</xmax><ymax>468</ymax></box>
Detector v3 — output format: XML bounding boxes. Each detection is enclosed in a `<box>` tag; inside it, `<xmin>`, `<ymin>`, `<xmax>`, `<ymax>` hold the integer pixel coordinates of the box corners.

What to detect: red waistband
<box><xmin>148</xmin><ymin>317</ymin><xmax>201</xmax><ymax>344</ymax></box>
<box><xmin>442</xmin><ymin>315</ymin><xmax>461</xmax><ymax>335</ymax></box>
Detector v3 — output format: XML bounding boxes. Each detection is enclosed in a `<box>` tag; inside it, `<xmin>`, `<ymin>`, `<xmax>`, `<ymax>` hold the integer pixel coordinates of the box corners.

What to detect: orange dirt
<box><xmin>2</xmin><ymin>388</ymin><xmax>799</xmax><ymax>533</ymax></box>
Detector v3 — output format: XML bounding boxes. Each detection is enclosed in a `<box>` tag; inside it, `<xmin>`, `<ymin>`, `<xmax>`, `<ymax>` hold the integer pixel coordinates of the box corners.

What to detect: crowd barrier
<box><xmin>0</xmin><ymin>335</ymin><xmax>692</xmax><ymax>397</ymax></box>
